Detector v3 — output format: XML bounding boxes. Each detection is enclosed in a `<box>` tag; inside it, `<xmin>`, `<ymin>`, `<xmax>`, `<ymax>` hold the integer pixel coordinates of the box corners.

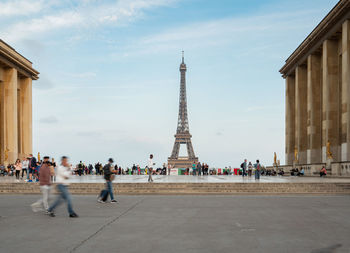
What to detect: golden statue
<box><xmin>326</xmin><ymin>141</ymin><xmax>333</xmax><ymax>159</ymax></box>
<box><xmin>38</xmin><ymin>152</ymin><xmax>41</xmax><ymax>162</ymax></box>
<box><xmin>294</xmin><ymin>147</ymin><xmax>298</xmax><ymax>162</ymax></box>
<box><xmin>274</xmin><ymin>152</ymin><xmax>277</xmax><ymax>165</ymax></box>
<box><xmin>4</xmin><ymin>148</ymin><xmax>9</xmax><ymax>161</ymax></box>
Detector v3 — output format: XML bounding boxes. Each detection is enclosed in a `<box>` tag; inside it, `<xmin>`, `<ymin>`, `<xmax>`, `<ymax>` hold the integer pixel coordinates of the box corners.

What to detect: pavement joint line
<box><xmin>69</xmin><ymin>197</ymin><xmax>145</xmax><ymax>253</ymax></box>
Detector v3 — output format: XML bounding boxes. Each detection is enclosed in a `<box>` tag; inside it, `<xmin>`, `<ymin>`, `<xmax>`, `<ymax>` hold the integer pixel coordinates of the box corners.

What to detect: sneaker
<box><xmin>97</xmin><ymin>198</ymin><xmax>105</xmax><ymax>203</ymax></box>
<box><xmin>31</xmin><ymin>203</ymin><xmax>43</xmax><ymax>213</ymax></box>
<box><xmin>111</xmin><ymin>199</ymin><xmax>117</xmax><ymax>203</ymax></box>
<box><xmin>47</xmin><ymin>211</ymin><xmax>55</xmax><ymax>217</ymax></box>
<box><xmin>69</xmin><ymin>213</ymin><xmax>79</xmax><ymax>218</ymax></box>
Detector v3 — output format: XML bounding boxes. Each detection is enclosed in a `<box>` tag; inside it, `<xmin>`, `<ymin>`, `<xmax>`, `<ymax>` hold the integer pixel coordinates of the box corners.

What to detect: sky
<box><xmin>0</xmin><ymin>0</ymin><xmax>339</xmax><ymax>168</ymax></box>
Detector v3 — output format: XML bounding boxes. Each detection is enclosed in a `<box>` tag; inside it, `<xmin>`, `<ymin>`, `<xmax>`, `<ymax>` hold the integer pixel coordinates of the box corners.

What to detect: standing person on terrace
<box><xmin>241</xmin><ymin>159</ymin><xmax>247</xmax><ymax>177</ymax></box>
<box><xmin>248</xmin><ymin>162</ymin><xmax>253</xmax><ymax>177</ymax></box>
<box><xmin>254</xmin><ymin>160</ymin><xmax>261</xmax><ymax>180</ymax></box>
<box><xmin>28</xmin><ymin>154</ymin><xmax>37</xmax><ymax>182</ymax></box>
<box><xmin>14</xmin><ymin>159</ymin><xmax>22</xmax><ymax>181</ymax></box>
<box><xmin>21</xmin><ymin>158</ymin><xmax>29</xmax><ymax>180</ymax></box>
<box><xmin>167</xmin><ymin>163</ymin><xmax>172</xmax><ymax>176</ymax></box>
<box><xmin>197</xmin><ymin>161</ymin><xmax>202</xmax><ymax>176</ymax></box>
<box><xmin>192</xmin><ymin>162</ymin><xmax>196</xmax><ymax>176</ymax></box>
<box><xmin>148</xmin><ymin>154</ymin><xmax>155</xmax><ymax>182</ymax></box>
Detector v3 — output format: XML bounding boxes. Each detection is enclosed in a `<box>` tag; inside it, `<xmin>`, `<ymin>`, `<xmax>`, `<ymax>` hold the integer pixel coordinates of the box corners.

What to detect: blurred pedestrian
<box><xmin>31</xmin><ymin>156</ymin><xmax>54</xmax><ymax>212</ymax></box>
<box><xmin>47</xmin><ymin>156</ymin><xmax>78</xmax><ymax>218</ymax></box>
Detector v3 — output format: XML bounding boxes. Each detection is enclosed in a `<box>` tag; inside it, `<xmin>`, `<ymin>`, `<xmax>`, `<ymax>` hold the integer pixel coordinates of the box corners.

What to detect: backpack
<box><xmin>240</xmin><ymin>163</ymin><xmax>244</xmax><ymax>169</ymax></box>
<box><xmin>103</xmin><ymin>164</ymin><xmax>111</xmax><ymax>180</ymax></box>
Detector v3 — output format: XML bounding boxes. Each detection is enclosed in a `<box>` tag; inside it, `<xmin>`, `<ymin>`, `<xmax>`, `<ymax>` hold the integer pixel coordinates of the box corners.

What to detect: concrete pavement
<box><xmin>0</xmin><ymin>195</ymin><xmax>349</xmax><ymax>253</ymax></box>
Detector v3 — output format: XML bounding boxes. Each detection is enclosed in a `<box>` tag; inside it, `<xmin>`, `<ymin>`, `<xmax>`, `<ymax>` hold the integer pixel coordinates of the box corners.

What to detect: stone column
<box><xmin>0</xmin><ymin>69</ymin><xmax>4</xmax><ymax>164</ymax></box>
<box><xmin>295</xmin><ymin>65</ymin><xmax>307</xmax><ymax>164</ymax></box>
<box><xmin>322</xmin><ymin>39</ymin><xmax>340</xmax><ymax>162</ymax></box>
<box><xmin>342</xmin><ymin>20</ymin><xmax>350</xmax><ymax>161</ymax></box>
<box><xmin>307</xmin><ymin>54</ymin><xmax>322</xmax><ymax>163</ymax></box>
<box><xmin>285</xmin><ymin>75</ymin><xmax>295</xmax><ymax>165</ymax></box>
<box><xmin>19</xmin><ymin>77</ymin><xmax>32</xmax><ymax>158</ymax></box>
<box><xmin>3</xmin><ymin>68</ymin><xmax>18</xmax><ymax>164</ymax></box>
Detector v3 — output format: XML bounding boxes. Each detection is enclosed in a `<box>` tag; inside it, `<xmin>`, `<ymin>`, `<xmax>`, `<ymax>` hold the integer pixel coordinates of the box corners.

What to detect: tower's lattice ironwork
<box><xmin>168</xmin><ymin>52</ymin><xmax>198</xmax><ymax>168</ymax></box>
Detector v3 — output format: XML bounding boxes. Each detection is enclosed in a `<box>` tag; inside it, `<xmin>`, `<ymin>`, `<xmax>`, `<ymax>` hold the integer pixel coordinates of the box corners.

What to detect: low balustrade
<box><xmin>331</xmin><ymin>161</ymin><xmax>350</xmax><ymax>176</ymax></box>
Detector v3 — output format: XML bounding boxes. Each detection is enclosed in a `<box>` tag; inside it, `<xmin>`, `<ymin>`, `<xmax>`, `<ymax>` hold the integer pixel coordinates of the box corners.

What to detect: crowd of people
<box><xmin>0</xmin><ymin>155</ymin><xmax>331</xmax><ymax>182</ymax></box>
<box><xmin>0</xmin><ymin>154</ymin><xmax>54</xmax><ymax>182</ymax></box>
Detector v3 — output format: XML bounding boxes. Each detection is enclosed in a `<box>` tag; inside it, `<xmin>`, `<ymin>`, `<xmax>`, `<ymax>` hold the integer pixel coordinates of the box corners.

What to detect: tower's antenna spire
<box><xmin>182</xmin><ymin>50</ymin><xmax>184</xmax><ymax>63</ymax></box>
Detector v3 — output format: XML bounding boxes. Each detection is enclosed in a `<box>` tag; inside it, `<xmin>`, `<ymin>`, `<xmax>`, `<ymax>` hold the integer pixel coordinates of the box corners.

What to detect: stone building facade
<box><xmin>0</xmin><ymin>40</ymin><xmax>39</xmax><ymax>164</ymax></box>
<box><xmin>280</xmin><ymin>0</ymin><xmax>350</xmax><ymax>166</ymax></box>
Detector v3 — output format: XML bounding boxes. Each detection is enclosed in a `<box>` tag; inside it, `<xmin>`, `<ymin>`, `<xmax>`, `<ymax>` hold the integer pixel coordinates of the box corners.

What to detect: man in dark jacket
<box><xmin>99</xmin><ymin>158</ymin><xmax>117</xmax><ymax>203</ymax></box>
<box><xmin>28</xmin><ymin>154</ymin><xmax>37</xmax><ymax>182</ymax></box>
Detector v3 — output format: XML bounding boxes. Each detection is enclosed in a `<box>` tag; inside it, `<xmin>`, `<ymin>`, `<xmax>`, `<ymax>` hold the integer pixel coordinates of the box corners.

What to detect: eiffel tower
<box><xmin>168</xmin><ymin>52</ymin><xmax>198</xmax><ymax>168</ymax></box>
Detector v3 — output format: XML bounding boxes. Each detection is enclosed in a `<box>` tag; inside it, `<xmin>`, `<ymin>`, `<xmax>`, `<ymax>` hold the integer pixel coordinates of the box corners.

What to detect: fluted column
<box><xmin>19</xmin><ymin>77</ymin><xmax>32</xmax><ymax>158</ymax></box>
<box><xmin>285</xmin><ymin>75</ymin><xmax>295</xmax><ymax>165</ymax></box>
<box><xmin>342</xmin><ymin>20</ymin><xmax>350</xmax><ymax>161</ymax></box>
<box><xmin>322</xmin><ymin>39</ymin><xmax>340</xmax><ymax>162</ymax></box>
<box><xmin>3</xmin><ymin>68</ymin><xmax>18</xmax><ymax>164</ymax></box>
<box><xmin>0</xmin><ymin>69</ymin><xmax>4</xmax><ymax>164</ymax></box>
<box><xmin>307</xmin><ymin>54</ymin><xmax>322</xmax><ymax>163</ymax></box>
<box><xmin>295</xmin><ymin>65</ymin><xmax>307</xmax><ymax>164</ymax></box>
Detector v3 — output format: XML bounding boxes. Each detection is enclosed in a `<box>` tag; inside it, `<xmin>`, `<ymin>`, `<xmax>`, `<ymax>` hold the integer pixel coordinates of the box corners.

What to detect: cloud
<box><xmin>39</xmin><ymin>116</ymin><xmax>59</xmax><ymax>124</ymax></box>
<box><xmin>64</xmin><ymin>72</ymin><xmax>97</xmax><ymax>79</ymax></box>
<box><xmin>0</xmin><ymin>0</ymin><xmax>45</xmax><ymax>17</ymax></box>
<box><xmin>119</xmin><ymin>9</ymin><xmax>325</xmax><ymax>57</ymax></box>
<box><xmin>1</xmin><ymin>0</ymin><xmax>178</xmax><ymax>43</ymax></box>
<box><xmin>33</xmin><ymin>75</ymin><xmax>55</xmax><ymax>90</ymax></box>
<box><xmin>76</xmin><ymin>131</ymin><xmax>101</xmax><ymax>137</ymax></box>
<box><xmin>18</xmin><ymin>39</ymin><xmax>46</xmax><ymax>58</ymax></box>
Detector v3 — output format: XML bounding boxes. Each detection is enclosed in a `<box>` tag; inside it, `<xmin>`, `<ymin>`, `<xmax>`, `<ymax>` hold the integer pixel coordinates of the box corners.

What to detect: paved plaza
<box><xmin>1</xmin><ymin>174</ymin><xmax>350</xmax><ymax>184</ymax></box>
<box><xmin>0</xmin><ymin>194</ymin><xmax>349</xmax><ymax>253</ymax></box>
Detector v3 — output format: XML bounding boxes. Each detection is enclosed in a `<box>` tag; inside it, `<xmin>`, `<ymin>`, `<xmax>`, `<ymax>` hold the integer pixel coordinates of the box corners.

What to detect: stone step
<box><xmin>1</xmin><ymin>183</ymin><xmax>350</xmax><ymax>195</ymax></box>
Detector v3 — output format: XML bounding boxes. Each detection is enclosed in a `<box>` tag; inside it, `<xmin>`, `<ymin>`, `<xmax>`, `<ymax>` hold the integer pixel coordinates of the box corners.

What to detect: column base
<box><xmin>322</xmin><ymin>146</ymin><xmax>327</xmax><ymax>163</ymax></box>
<box><xmin>298</xmin><ymin>150</ymin><xmax>307</xmax><ymax>164</ymax></box>
<box><xmin>285</xmin><ymin>153</ymin><xmax>294</xmax><ymax>165</ymax></box>
<box><xmin>7</xmin><ymin>151</ymin><xmax>18</xmax><ymax>165</ymax></box>
<box><xmin>341</xmin><ymin>143</ymin><xmax>349</xmax><ymax>161</ymax></box>
<box><xmin>307</xmin><ymin>148</ymin><xmax>322</xmax><ymax>164</ymax></box>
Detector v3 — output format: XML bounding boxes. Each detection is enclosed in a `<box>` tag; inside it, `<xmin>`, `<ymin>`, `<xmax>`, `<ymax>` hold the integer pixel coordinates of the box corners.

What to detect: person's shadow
<box><xmin>311</xmin><ymin>244</ymin><xmax>342</xmax><ymax>253</ymax></box>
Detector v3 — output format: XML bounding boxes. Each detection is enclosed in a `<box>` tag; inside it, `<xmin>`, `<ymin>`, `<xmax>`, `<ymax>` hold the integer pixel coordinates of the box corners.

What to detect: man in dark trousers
<box><xmin>197</xmin><ymin>162</ymin><xmax>202</xmax><ymax>176</ymax></box>
<box><xmin>241</xmin><ymin>159</ymin><xmax>247</xmax><ymax>177</ymax></box>
<box><xmin>98</xmin><ymin>158</ymin><xmax>117</xmax><ymax>203</ymax></box>
<box><xmin>28</xmin><ymin>154</ymin><xmax>37</xmax><ymax>182</ymax></box>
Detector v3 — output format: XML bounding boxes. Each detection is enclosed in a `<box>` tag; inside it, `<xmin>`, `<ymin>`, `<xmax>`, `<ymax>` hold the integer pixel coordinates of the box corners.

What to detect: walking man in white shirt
<box><xmin>47</xmin><ymin>156</ymin><xmax>78</xmax><ymax>218</ymax></box>
<box><xmin>148</xmin><ymin>154</ymin><xmax>155</xmax><ymax>183</ymax></box>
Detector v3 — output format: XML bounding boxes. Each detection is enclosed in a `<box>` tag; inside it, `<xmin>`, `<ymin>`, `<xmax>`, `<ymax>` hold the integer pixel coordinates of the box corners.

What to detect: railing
<box><xmin>331</xmin><ymin>161</ymin><xmax>350</xmax><ymax>176</ymax></box>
